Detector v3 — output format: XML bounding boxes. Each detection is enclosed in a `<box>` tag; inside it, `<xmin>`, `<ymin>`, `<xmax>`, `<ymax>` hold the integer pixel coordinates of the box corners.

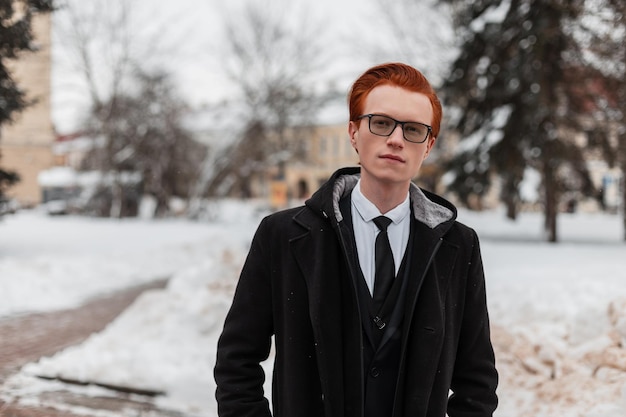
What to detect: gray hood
<box><xmin>330</xmin><ymin>173</ymin><xmax>455</xmax><ymax>229</ymax></box>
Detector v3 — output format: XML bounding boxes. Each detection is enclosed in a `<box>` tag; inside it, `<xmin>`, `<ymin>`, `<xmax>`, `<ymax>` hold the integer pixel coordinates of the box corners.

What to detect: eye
<box><xmin>405</xmin><ymin>124</ymin><xmax>419</xmax><ymax>134</ymax></box>
<box><xmin>372</xmin><ymin>116</ymin><xmax>392</xmax><ymax>128</ymax></box>
<box><xmin>406</xmin><ymin>123</ymin><xmax>427</xmax><ymax>135</ymax></box>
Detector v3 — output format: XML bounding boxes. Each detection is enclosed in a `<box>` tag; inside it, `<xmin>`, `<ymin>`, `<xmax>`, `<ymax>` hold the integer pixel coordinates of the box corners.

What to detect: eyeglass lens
<box><xmin>369</xmin><ymin>114</ymin><xmax>429</xmax><ymax>143</ymax></box>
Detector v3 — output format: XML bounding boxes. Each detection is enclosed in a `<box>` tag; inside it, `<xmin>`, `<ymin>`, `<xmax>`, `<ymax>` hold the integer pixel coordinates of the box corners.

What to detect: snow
<box><xmin>470</xmin><ymin>0</ymin><xmax>512</xmax><ymax>33</ymax></box>
<box><xmin>455</xmin><ymin>105</ymin><xmax>513</xmax><ymax>155</ymax></box>
<box><xmin>37</xmin><ymin>166</ymin><xmax>78</xmax><ymax>188</ymax></box>
<box><xmin>520</xmin><ymin>167</ymin><xmax>541</xmax><ymax>202</ymax></box>
<box><xmin>1</xmin><ymin>201</ymin><xmax>626</xmax><ymax>416</ymax></box>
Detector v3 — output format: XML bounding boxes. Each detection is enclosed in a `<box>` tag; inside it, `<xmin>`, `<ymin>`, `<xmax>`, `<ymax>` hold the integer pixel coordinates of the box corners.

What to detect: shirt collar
<box><xmin>352</xmin><ymin>179</ymin><xmax>411</xmax><ymax>225</ymax></box>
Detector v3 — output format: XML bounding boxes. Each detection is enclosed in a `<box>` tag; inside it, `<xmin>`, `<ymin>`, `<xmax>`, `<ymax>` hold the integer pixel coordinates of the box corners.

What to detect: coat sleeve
<box><xmin>214</xmin><ymin>217</ymin><xmax>274</xmax><ymax>417</ymax></box>
<box><xmin>448</xmin><ymin>229</ymin><xmax>499</xmax><ymax>417</ymax></box>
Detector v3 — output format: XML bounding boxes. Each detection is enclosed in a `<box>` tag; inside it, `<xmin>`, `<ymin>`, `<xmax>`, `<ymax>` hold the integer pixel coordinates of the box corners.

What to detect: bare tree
<box><xmin>55</xmin><ymin>0</ymin><xmax>147</xmax><ymax>216</ymax></box>
<box><xmin>197</xmin><ymin>1</ymin><xmax>333</xmax><ymax>200</ymax></box>
<box><xmin>54</xmin><ymin>0</ymin><xmax>202</xmax><ymax>217</ymax></box>
<box><xmin>81</xmin><ymin>70</ymin><xmax>205</xmax><ymax>217</ymax></box>
<box><xmin>367</xmin><ymin>0</ymin><xmax>457</xmax><ymax>86</ymax></box>
<box><xmin>54</xmin><ymin>0</ymin><xmax>180</xmax><ymax>109</ymax></box>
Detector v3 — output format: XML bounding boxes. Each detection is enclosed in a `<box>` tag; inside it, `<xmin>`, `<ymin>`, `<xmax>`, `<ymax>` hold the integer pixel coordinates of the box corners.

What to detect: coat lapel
<box><xmin>398</xmin><ymin>220</ymin><xmax>458</xmax><ymax>407</ymax></box>
<box><xmin>289</xmin><ymin>208</ymin><xmax>361</xmax><ymax>416</ymax></box>
<box><xmin>289</xmin><ymin>209</ymin><xmax>341</xmax><ymax>351</ymax></box>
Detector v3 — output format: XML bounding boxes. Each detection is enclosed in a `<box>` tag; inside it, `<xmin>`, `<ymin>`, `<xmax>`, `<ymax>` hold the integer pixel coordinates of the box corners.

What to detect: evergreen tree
<box><xmin>576</xmin><ymin>0</ymin><xmax>626</xmax><ymax>240</ymax></box>
<box><xmin>0</xmin><ymin>0</ymin><xmax>54</xmax><ymax>208</ymax></box>
<box><xmin>440</xmin><ymin>0</ymin><xmax>601</xmax><ymax>242</ymax></box>
<box><xmin>607</xmin><ymin>1</ymin><xmax>626</xmax><ymax>242</ymax></box>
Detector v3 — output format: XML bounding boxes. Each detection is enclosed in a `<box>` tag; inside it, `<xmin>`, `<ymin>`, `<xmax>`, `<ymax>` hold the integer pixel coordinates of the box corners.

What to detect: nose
<box><xmin>386</xmin><ymin>124</ymin><xmax>405</xmax><ymax>147</ymax></box>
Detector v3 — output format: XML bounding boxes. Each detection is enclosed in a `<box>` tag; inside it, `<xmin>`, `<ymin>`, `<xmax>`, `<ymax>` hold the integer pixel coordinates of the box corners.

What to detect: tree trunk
<box><xmin>506</xmin><ymin>199</ymin><xmax>517</xmax><ymax>221</ymax></box>
<box><xmin>622</xmin><ymin>164</ymin><xmax>626</xmax><ymax>242</ymax></box>
<box><xmin>110</xmin><ymin>175</ymin><xmax>123</xmax><ymax>219</ymax></box>
<box><xmin>543</xmin><ymin>166</ymin><xmax>559</xmax><ymax>243</ymax></box>
<box><xmin>501</xmin><ymin>174</ymin><xmax>520</xmax><ymax>220</ymax></box>
<box><xmin>154</xmin><ymin>191</ymin><xmax>169</xmax><ymax>218</ymax></box>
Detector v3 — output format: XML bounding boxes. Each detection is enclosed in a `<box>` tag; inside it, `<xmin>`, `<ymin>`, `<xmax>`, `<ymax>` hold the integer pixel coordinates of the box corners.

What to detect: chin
<box><xmin>375</xmin><ymin>173</ymin><xmax>412</xmax><ymax>186</ymax></box>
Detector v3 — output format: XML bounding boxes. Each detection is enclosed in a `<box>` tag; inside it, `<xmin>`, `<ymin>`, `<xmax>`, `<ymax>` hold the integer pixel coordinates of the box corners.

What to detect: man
<box><xmin>214</xmin><ymin>62</ymin><xmax>498</xmax><ymax>417</ymax></box>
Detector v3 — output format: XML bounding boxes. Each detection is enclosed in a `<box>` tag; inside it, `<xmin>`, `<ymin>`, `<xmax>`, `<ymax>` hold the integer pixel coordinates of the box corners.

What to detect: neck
<box><xmin>359</xmin><ymin>179</ymin><xmax>410</xmax><ymax>214</ymax></box>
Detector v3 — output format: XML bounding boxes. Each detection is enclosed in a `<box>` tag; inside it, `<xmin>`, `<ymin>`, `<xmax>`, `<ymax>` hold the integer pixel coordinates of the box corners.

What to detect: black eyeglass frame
<box><xmin>356</xmin><ymin>114</ymin><xmax>432</xmax><ymax>144</ymax></box>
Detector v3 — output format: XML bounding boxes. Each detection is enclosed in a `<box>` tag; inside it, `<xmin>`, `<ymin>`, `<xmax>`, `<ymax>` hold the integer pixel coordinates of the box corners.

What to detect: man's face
<box><xmin>348</xmin><ymin>84</ymin><xmax>436</xmax><ymax>191</ymax></box>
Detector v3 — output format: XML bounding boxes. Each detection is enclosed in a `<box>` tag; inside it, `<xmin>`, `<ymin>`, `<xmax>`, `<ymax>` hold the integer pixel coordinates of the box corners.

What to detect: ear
<box><xmin>423</xmin><ymin>136</ymin><xmax>436</xmax><ymax>159</ymax></box>
<box><xmin>348</xmin><ymin>121</ymin><xmax>359</xmax><ymax>151</ymax></box>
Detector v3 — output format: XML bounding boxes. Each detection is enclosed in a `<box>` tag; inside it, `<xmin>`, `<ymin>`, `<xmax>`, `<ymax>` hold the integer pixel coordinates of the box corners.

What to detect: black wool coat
<box><xmin>214</xmin><ymin>167</ymin><xmax>498</xmax><ymax>417</ymax></box>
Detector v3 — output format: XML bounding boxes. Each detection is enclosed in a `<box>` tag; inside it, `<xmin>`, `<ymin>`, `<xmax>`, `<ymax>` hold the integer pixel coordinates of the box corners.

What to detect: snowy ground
<box><xmin>1</xmin><ymin>201</ymin><xmax>625</xmax><ymax>416</ymax></box>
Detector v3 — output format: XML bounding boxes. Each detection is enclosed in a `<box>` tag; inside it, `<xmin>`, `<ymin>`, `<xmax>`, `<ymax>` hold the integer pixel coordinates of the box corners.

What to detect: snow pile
<box><xmin>493</xmin><ymin>301</ymin><xmax>626</xmax><ymax>417</ymax></box>
<box><xmin>467</xmin><ymin>210</ymin><xmax>626</xmax><ymax>417</ymax></box>
<box><xmin>21</xmin><ymin>256</ymin><xmax>243</xmax><ymax>415</ymax></box>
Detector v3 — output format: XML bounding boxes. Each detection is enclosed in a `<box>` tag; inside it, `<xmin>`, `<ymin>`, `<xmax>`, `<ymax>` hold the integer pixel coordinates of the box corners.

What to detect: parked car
<box><xmin>43</xmin><ymin>199</ymin><xmax>69</xmax><ymax>215</ymax></box>
<box><xmin>0</xmin><ymin>197</ymin><xmax>20</xmax><ymax>216</ymax></box>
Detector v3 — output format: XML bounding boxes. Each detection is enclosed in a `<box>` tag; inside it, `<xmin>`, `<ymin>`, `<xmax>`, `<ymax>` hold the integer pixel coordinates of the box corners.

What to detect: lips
<box><xmin>380</xmin><ymin>154</ymin><xmax>405</xmax><ymax>163</ymax></box>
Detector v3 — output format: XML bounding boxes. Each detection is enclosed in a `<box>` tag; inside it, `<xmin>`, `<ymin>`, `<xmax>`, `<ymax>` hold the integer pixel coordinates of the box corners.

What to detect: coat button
<box><xmin>370</xmin><ymin>367</ymin><xmax>380</xmax><ymax>378</ymax></box>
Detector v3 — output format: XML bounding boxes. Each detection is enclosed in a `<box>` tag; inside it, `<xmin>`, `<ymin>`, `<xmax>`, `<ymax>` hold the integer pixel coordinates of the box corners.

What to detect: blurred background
<box><xmin>1</xmin><ymin>0</ymin><xmax>624</xmax><ymax>242</ymax></box>
<box><xmin>1</xmin><ymin>0</ymin><xmax>625</xmax><ymax>416</ymax></box>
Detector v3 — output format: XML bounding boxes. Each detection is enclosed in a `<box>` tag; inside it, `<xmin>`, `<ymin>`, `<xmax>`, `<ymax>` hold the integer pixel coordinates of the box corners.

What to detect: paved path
<box><xmin>0</xmin><ymin>279</ymin><xmax>187</xmax><ymax>417</ymax></box>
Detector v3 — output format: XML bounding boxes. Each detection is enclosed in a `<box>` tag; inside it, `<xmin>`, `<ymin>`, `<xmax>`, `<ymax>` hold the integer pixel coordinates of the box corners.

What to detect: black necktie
<box><xmin>372</xmin><ymin>216</ymin><xmax>395</xmax><ymax>313</ymax></box>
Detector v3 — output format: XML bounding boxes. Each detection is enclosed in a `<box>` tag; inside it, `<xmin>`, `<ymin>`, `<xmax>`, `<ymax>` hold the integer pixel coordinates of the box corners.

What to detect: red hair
<box><xmin>348</xmin><ymin>63</ymin><xmax>442</xmax><ymax>138</ymax></box>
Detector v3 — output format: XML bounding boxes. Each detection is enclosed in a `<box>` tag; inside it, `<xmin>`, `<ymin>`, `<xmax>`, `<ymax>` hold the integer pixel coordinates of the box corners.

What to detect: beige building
<box><xmin>284</xmin><ymin>123</ymin><xmax>357</xmax><ymax>200</ymax></box>
<box><xmin>0</xmin><ymin>12</ymin><xmax>55</xmax><ymax>206</ymax></box>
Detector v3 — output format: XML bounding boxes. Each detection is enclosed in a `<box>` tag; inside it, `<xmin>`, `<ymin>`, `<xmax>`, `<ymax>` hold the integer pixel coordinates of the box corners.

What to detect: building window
<box><xmin>319</xmin><ymin>136</ymin><xmax>327</xmax><ymax>158</ymax></box>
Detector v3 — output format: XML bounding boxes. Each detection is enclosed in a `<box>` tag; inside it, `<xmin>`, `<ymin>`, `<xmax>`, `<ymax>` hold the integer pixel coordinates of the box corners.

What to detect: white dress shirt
<box><xmin>351</xmin><ymin>180</ymin><xmax>411</xmax><ymax>295</ymax></box>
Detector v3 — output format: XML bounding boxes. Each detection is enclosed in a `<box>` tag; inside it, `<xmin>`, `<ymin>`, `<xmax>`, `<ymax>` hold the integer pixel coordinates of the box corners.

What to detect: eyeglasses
<box><xmin>357</xmin><ymin>114</ymin><xmax>432</xmax><ymax>143</ymax></box>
